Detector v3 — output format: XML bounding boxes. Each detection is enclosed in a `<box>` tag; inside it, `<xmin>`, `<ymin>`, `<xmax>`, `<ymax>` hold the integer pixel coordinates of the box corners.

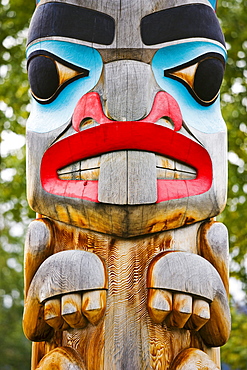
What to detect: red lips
<box><xmin>41</xmin><ymin>92</ymin><xmax>212</xmax><ymax>203</ymax></box>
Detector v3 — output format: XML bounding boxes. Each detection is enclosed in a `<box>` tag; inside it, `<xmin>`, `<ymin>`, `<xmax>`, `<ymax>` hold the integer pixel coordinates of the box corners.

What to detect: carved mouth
<box><xmin>41</xmin><ymin>121</ymin><xmax>212</xmax><ymax>203</ymax></box>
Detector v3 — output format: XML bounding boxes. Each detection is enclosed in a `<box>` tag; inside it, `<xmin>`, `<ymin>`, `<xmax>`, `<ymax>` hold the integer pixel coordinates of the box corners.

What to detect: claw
<box><xmin>44</xmin><ymin>298</ymin><xmax>69</xmax><ymax>331</ymax></box>
<box><xmin>187</xmin><ymin>299</ymin><xmax>210</xmax><ymax>331</ymax></box>
<box><xmin>82</xmin><ymin>290</ymin><xmax>106</xmax><ymax>325</ymax></box>
<box><xmin>147</xmin><ymin>288</ymin><xmax>172</xmax><ymax>324</ymax></box>
<box><xmin>61</xmin><ymin>293</ymin><xmax>87</xmax><ymax>329</ymax></box>
<box><xmin>167</xmin><ymin>294</ymin><xmax>192</xmax><ymax>328</ymax></box>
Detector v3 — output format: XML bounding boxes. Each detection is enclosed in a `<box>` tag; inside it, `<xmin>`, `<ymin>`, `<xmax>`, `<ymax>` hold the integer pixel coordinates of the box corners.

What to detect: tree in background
<box><xmin>0</xmin><ymin>0</ymin><xmax>246</xmax><ymax>368</ymax></box>
<box><xmin>217</xmin><ymin>1</ymin><xmax>247</xmax><ymax>368</ymax></box>
<box><xmin>0</xmin><ymin>0</ymin><xmax>34</xmax><ymax>367</ymax></box>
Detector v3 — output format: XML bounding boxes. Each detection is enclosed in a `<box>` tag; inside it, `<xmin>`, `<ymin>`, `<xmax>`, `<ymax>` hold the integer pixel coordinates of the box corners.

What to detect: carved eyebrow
<box><xmin>141</xmin><ymin>4</ymin><xmax>225</xmax><ymax>46</ymax></box>
<box><xmin>27</xmin><ymin>2</ymin><xmax>115</xmax><ymax>46</ymax></box>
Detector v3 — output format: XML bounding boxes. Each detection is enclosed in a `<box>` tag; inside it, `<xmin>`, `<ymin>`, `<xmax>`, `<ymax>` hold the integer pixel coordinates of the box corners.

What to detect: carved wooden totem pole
<box><xmin>23</xmin><ymin>0</ymin><xmax>231</xmax><ymax>368</ymax></box>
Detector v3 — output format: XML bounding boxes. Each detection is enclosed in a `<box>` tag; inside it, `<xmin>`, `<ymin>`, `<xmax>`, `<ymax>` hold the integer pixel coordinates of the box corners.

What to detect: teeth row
<box><xmin>57</xmin><ymin>154</ymin><xmax>197</xmax><ymax>181</ymax></box>
<box><xmin>155</xmin><ymin>155</ymin><xmax>196</xmax><ymax>180</ymax></box>
<box><xmin>57</xmin><ymin>156</ymin><xmax>101</xmax><ymax>181</ymax></box>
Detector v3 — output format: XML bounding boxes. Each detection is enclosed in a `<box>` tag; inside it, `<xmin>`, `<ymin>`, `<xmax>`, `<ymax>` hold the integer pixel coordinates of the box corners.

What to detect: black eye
<box><xmin>28</xmin><ymin>56</ymin><xmax>59</xmax><ymax>100</ymax></box>
<box><xmin>194</xmin><ymin>58</ymin><xmax>224</xmax><ymax>102</ymax></box>
<box><xmin>164</xmin><ymin>54</ymin><xmax>225</xmax><ymax>106</ymax></box>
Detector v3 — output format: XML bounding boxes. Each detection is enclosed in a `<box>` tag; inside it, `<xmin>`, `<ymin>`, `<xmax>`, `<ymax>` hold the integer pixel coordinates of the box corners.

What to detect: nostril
<box><xmin>72</xmin><ymin>92</ymin><xmax>112</xmax><ymax>132</ymax></box>
<box><xmin>142</xmin><ymin>91</ymin><xmax>183</xmax><ymax>131</ymax></box>
<box><xmin>78</xmin><ymin>118</ymin><xmax>99</xmax><ymax>131</ymax></box>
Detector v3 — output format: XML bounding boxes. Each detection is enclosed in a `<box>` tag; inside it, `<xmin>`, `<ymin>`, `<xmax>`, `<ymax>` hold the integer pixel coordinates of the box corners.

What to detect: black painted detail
<box><xmin>165</xmin><ymin>53</ymin><xmax>225</xmax><ymax>106</ymax></box>
<box><xmin>141</xmin><ymin>4</ymin><xmax>225</xmax><ymax>46</ymax></box>
<box><xmin>28</xmin><ymin>56</ymin><xmax>59</xmax><ymax>100</ymax></box>
<box><xmin>194</xmin><ymin>58</ymin><xmax>225</xmax><ymax>102</ymax></box>
<box><xmin>27</xmin><ymin>50</ymin><xmax>89</xmax><ymax>74</ymax></box>
<box><xmin>27</xmin><ymin>2</ymin><xmax>115</xmax><ymax>46</ymax></box>
<box><xmin>27</xmin><ymin>51</ymin><xmax>89</xmax><ymax>104</ymax></box>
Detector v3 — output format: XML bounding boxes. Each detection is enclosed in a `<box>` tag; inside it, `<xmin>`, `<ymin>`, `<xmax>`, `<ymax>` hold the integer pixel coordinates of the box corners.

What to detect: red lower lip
<box><xmin>41</xmin><ymin>121</ymin><xmax>212</xmax><ymax>203</ymax></box>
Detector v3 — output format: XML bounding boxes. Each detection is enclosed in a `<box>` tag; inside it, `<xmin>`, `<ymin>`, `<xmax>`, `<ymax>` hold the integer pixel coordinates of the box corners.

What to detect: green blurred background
<box><xmin>0</xmin><ymin>0</ymin><xmax>247</xmax><ymax>368</ymax></box>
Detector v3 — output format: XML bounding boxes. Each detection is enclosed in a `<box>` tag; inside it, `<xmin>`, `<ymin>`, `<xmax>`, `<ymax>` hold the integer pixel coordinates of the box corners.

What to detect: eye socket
<box><xmin>27</xmin><ymin>53</ymin><xmax>89</xmax><ymax>104</ymax></box>
<box><xmin>165</xmin><ymin>54</ymin><xmax>225</xmax><ymax>106</ymax></box>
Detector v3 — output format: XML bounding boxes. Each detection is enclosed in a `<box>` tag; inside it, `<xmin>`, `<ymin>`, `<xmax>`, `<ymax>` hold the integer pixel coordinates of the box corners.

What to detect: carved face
<box><xmin>26</xmin><ymin>0</ymin><xmax>227</xmax><ymax>237</ymax></box>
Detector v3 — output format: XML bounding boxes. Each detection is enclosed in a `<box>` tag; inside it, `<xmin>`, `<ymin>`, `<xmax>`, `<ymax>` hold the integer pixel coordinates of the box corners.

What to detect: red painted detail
<box><xmin>41</xmin><ymin>121</ymin><xmax>212</xmax><ymax>203</ymax></box>
<box><xmin>141</xmin><ymin>91</ymin><xmax>182</xmax><ymax>131</ymax></box>
<box><xmin>72</xmin><ymin>91</ymin><xmax>182</xmax><ymax>132</ymax></box>
<box><xmin>73</xmin><ymin>92</ymin><xmax>112</xmax><ymax>132</ymax></box>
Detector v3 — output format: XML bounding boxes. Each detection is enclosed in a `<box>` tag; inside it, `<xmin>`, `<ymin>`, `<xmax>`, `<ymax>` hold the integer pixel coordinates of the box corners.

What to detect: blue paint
<box><xmin>152</xmin><ymin>41</ymin><xmax>226</xmax><ymax>71</ymax></box>
<box><xmin>26</xmin><ymin>41</ymin><xmax>103</xmax><ymax>133</ymax></box>
<box><xmin>152</xmin><ymin>41</ymin><xmax>227</xmax><ymax>133</ymax></box>
<box><xmin>208</xmin><ymin>0</ymin><xmax>217</xmax><ymax>9</ymax></box>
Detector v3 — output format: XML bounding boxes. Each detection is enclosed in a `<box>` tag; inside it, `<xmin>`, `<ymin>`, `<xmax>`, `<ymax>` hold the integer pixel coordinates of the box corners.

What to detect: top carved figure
<box><xmin>23</xmin><ymin>0</ymin><xmax>230</xmax><ymax>369</ymax></box>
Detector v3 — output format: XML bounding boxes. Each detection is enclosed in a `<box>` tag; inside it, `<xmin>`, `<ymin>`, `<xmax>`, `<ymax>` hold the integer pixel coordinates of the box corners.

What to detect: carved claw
<box><xmin>148</xmin><ymin>289</ymin><xmax>210</xmax><ymax>330</ymax></box>
<box><xmin>43</xmin><ymin>290</ymin><xmax>107</xmax><ymax>330</ymax></box>
<box><xmin>82</xmin><ymin>290</ymin><xmax>107</xmax><ymax>325</ymax></box>
<box><xmin>23</xmin><ymin>250</ymin><xmax>107</xmax><ymax>341</ymax></box>
<box><xmin>147</xmin><ymin>251</ymin><xmax>231</xmax><ymax>347</ymax></box>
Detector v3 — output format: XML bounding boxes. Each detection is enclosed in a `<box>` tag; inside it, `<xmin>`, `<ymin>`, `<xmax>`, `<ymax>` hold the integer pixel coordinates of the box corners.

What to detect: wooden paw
<box><xmin>23</xmin><ymin>250</ymin><xmax>107</xmax><ymax>341</ymax></box>
<box><xmin>147</xmin><ymin>251</ymin><xmax>230</xmax><ymax>346</ymax></box>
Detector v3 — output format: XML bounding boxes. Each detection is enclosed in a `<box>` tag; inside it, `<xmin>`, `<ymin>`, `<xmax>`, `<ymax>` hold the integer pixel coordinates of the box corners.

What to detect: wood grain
<box><xmin>98</xmin><ymin>151</ymin><xmax>127</xmax><ymax>204</ymax></box>
<box><xmin>62</xmin><ymin>293</ymin><xmax>87</xmax><ymax>329</ymax></box>
<box><xmin>127</xmin><ymin>151</ymin><xmax>157</xmax><ymax>204</ymax></box>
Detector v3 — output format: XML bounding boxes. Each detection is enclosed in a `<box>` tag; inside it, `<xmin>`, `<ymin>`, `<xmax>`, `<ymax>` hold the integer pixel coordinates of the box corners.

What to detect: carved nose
<box><xmin>104</xmin><ymin>60</ymin><xmax>155</xmax><ymax>121</ymax></box>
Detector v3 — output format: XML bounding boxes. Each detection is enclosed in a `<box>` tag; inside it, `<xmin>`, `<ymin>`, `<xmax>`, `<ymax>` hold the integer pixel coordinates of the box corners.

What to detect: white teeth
<box><xmin>57</xmin><ymin>156</ymin><xmax>100</xmax><ymax>181</ymax></box>
<box><xmin>57</xmin><ymin>153</ymin><xmax>196</xmax><ymax>181</ymax></box>
<box><xmin>156</xmin><ymin>154</ymin><xmax>196</xmax><ymax>180</ymax></box>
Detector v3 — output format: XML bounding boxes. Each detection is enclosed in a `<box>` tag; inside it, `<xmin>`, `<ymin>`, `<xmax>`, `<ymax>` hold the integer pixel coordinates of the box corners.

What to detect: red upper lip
<box><xmin>41</xmin><ymin>92</ymin><xmax>212</xmax><ymax>203</ymax></box>
<box><xmin>72</xmin><ymin>91</ymin><xmax>183</xmax><ymax>132</ymax></box>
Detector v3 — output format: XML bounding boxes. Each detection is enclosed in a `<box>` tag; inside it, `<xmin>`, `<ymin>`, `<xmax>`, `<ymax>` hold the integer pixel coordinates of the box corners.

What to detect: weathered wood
<box><xmin>199</xmin><ymin>220</ymin><xmax>229</xmax><ymax>292</ymax></box>
<box><xmin>189</xmin><ymin>299</ymin><xmax>211</xmax><ymax>331</ymax></box>
<box><xmin>147</xmin><ymin>250</ymin><xmax>231</xmax><ymax>346</ymax></box>
<box><xmin>147</xmin><ymin>288</ymin><xmax>172</xmax><ymax>323</ymax></box>
<box><xmin>170</xmin><ymin>348</ymin><xmax>219</xmax><ymax>370</ymax></box>
<box><xmin>104</xmin><ymin>60</ymin><xmax>155</xmax><ymax>121</ymax></box>
<box><xmin>35</xmin><ymin>347</ymin><xmax>86</xmax><ymax>370</ymax></box>
<box><xmin>98</xmin><ymin>151</ymin><xmax>127</xmax><ymax>204</ymax></box>
<box><xmin>44</xmin><ymin>298</ymin><xmax>69</xmax><ymax>331</ymax></box>
<box><xmin>82</xmin><ymin>290</ymin><xmax>107</xmax><ymax>325</ymax></box>
<box><xmin>168</xmin><ymin>293</ymin><xmax>193</xmax><ymax>328</ymax></box>
<box><xmin>127</xmin><ymin>151</ymin><xmax>157</xmax><ymax>204</ymax></box>
<box><xmin>62</xmin><ymin>293</ymin><xmax>87</xmax><ymax>328</ymax></box>
<box><xmin>24</xmin><ymin>218</ymin><xmax>54</xmax><ymax>298</ymax></box>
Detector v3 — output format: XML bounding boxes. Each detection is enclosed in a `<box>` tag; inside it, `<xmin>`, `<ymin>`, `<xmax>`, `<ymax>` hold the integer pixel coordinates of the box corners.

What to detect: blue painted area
<box><xmin>208</xmin><ymin>0</ymin><xmax>217</xmax><ymax>9</ymax></box>
<box><xmin>152</xmin><ymin>41</ymin><xmax>227</xmax><ymax>133</ymax></box>
<box><xmin>152</xmin><ymin>41</ymin><xmax>226</xmax><ymax>71</ymax></box>
<box><xmin>26</xmin><ymin>41</ymin><xmax>103</xmax><ymax>133</ymax></box>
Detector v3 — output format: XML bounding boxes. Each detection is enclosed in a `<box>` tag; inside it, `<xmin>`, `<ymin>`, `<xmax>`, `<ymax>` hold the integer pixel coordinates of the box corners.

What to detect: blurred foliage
<box><xmin>221</xmin><ymin>304</ymin><xmax>247</xmax><ymax>370</ymax></box>
<box><xmin>218</xmin><ymin>0</ymin><xmax>247</xmax><ymax>296</ymax></box>
<box><xmin>217</xmin><ymin>1</ymin><xmax>247</xmax><ymax>368</ymax></box>
<box><xmin>0</xmin><ymin>0</ymin><xmax>246</xmax><ymax>368</ymax></box>
<box><xmin>0</xmin><ymin>0</ymin><xmax>35</xmax><ymax>367</ymax></box>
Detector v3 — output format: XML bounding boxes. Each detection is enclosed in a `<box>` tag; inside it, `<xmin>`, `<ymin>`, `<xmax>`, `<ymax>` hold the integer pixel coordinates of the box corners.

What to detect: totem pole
<box><xmin>23</xmin><ymin>0</ymin><xmax>231</xmax><ymax>368</ymax></box>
